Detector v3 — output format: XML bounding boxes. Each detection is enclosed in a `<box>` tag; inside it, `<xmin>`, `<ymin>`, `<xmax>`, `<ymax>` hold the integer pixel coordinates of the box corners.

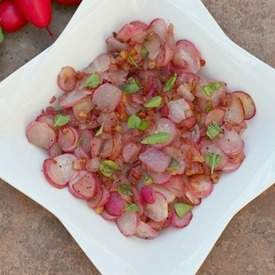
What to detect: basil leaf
<box><xmin>95</xmin><ymin>124</ymin><xmax>104</xmax><ymax>137</ymax></box>
<box><xmin>174</xmin><ymin>203</ymin><xmax>192</xmax><ymax>218</ymax></box>
<box><xmin>206</xmin><ymin>123</ymin><xmax>222</xmax><ymax>140</ymax></box>
<box><xmin>120</xmin><ymin>77</ymin><xmax>140</xmax><ymax>94</ymax></box>
<box><xmin>85</xmin><ymin>73</ymin><xmax>100</xmax><ymax>89</ymax></box>
<box><xmin>164</xmin><ymin>74</ymin><xmax>177</xmax><ymax>92</ymax></box>
<box><xmin>167</xmin><ymin>158</ymin><xmax>180</xmax><ymax>172</ymax></box>
<box><xmin>118</xmin><ymin>184</ymin><xmax>133</xmax><ymax>196</ymax></box>
<box><xmin>141</xmin><ymin>46</ymin><xmax>149</xmax><ymax>59</ymax></box>
<box><xmin>127</xmin><ymin>56</ymin><xmax>139</xmax><ymax>68</ymax></box>
<box><xmin>0</xmin><ymin>28</ymin><xmax>4</xmax><ymax>43</ymax></box>
<box><xmin>144</xmin><ymin>96</ymin><xmax>162</xmax><ymax>108</ymax></box>
<box><xmin>138</xmin><ymin>119</ymin><xmax>149</xmax><ymax>131</ymax></box>
<box><xmin>99</xmin><ymin>160</ymin><xmax>119</xmax><ymax>177</ymax></box>
<box><xmin>128</xmin><ymin>114</ymin><xmax>142</xmax><ymax>129</ymax></box>
<box><xmin>54</xmin><ymin>114</ymin><xmax>70</xmax><ymax>127</ymax></box>
<box><xmin>144</xmin><ymin>175</ymin><xmax>153</xmax><ymax>185</ymax></box>
<box><xmin>201</xmin><ymin>82</ymin><xmax>222</xmax><ymax>97</ymax></box>
<box><xmin>205</xmin><ymin>153</ymin><xmax>221</xmax><ymax>174</ymax></box>
<box><xmin>141</xmin><ymin>132</ymin><xmax>170</xmax><ymax>145</ymax></box>
<box><xmin>126</xmin><ymin>203</ymin><xmax>139</xmax><ymax>212</ymax></box>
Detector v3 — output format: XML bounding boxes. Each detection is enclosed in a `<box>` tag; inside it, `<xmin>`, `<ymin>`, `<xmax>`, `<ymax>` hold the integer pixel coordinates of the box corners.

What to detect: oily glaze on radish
<box><xmin>26</xmin><ymin>18</ymin><xmax>256</xmax><ymax>239</ymax></box>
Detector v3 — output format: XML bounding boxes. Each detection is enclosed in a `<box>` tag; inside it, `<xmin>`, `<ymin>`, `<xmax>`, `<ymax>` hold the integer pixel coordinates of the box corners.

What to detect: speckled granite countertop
<box><xmin>0</xmin><ymin>1</ymin><xmax>275</xmax><ymax>274</ymax></box>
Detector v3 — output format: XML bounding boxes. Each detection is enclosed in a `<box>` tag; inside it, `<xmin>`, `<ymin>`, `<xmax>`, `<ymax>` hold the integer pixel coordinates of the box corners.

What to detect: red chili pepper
<box><xmin>14</xmin><ymin>0</ymin><xmax>52</xmax><ymax>29</ymax></box>
<box><xmin>56</xmin><ymin>0</ymin><xmax>82</xmax><ymax>5</ymax></box>
<box><xmin>0</xmin><ymin>0</ymin><xmax>27</xmax><ymax>33</ymax></box>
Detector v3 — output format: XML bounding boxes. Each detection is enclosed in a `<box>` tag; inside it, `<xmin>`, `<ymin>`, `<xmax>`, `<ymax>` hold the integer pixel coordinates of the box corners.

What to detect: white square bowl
<box><xmin>1</xmin><ymin>0</ymin><xmax>275</xmax><ymax>274</ymax></box>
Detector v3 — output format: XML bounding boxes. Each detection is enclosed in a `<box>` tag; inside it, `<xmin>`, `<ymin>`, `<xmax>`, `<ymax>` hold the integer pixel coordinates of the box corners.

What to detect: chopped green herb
<box><xmin>141</xmin><ymin>132</ymin><xmax>170</xmax><ymax>145</ymax></box>
<box><xmin>126</xmin><ymin>203</ymin><xmax>139</xmax><ymax>212</ymax></box>
<box><xmin>99</xmin><ymin>160</ymin><xmax>119</xmax><ymax>177</ymax></box>
<box><xmin>0</xmin><ymin>28</ymin><xmax>4</xmax><ymax>43</ymax></box>
<box><xmin>167</xmin><ymin>158</ymin><xmax>180</xmax><ymax>172</ymax></box>
<box><xmin>205</xmin><ymin>153</ymin><xmax>221</xmax><ymax>174</ymax></box>
<box><xmin>144</xmin><ymin>175</ymin><xmax>153</xmax><ymax>185</ymax></box>
<box><xmin>201</xmin><ymin>82</ymin><xmax>222</xmax><ymax>97</ymax></box>
<box><xmin>127</xmin><ymin>55</ymin><xmax>139</xmax><ymax>68</ymax></box>
<box><xmin>53</xmin><ymin>114</ymin><xmax>70</xmax><ymax>127</ymax></box>
<box><xmin>144</xmin><ymin>96</ymin><xmax>162</xmax><ymax>108</ymax></box>
<box><xmin>95</xmin><ymin>123</ymin><xmax>104</xmax><ymax>137</ymax></box>
<box><xmin>128</xmin><ymin>114</ymin><xmax>142</xmax><ymax>129</ymax></box>
<box><xmin>138</xmin><ymin>119</ymin><xmax>149</xmax><ymax>131</ymax></box>
<box><xmin>120</xmin><ymin>77</ymin><xmax>140</xmax><ymax>94</ymax></box>
<box><xmin>141</xmin><ymin>46</ymin><xmax>149</xmax><ymax>59</ymax></box>
<box><xmin>174</xmin><ymin>203</ymin><xmax>193</xmax><ymax>218</ymax></box>
<box><xmin>206</xmin><ymin>123</ymin><xmax>222</xmax><ymax>140</ymax></box>
<box><xmin>85</xmin><ymin>73</ymin><xmax>100</xmax><ymax>89</ymax></box>
<box><xmin>164</xmin><ymin>74</ymin><xmax>177</xmax><ymax>92</ymax></box>
<box><xmin>118</xmin><ymin>184</ymin><xmax>133</xmax><ymax>196</ymax></box>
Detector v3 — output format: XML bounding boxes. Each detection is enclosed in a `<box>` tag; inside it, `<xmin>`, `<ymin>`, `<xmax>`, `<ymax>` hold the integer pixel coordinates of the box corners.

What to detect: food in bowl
<box><xmin>26</xmin><ymin>18</ymin><xmax>256</xmax><ymax>239</ymax></box>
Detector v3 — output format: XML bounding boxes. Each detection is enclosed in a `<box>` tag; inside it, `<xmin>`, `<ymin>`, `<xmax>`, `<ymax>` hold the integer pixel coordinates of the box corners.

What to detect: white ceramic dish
<box><xmin>1</xmin><ymin>1</ymin><xmax>275</xmax><ymax>274</ymax></box>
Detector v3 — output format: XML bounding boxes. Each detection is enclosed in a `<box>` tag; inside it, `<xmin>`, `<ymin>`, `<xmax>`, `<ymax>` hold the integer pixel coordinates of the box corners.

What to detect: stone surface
<box><xmin>0</xmin><ymin>1</ymin><xmax>275</xmax><ymax>274</ymax></box>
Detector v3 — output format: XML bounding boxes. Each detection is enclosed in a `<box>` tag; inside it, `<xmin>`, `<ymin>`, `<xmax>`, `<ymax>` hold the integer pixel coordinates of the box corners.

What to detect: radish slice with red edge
<box><xmin>188</xmin><ymin>175</ymin><xmax>213</xmax><ymax>199</ymax></box>
<box><xmin>122</xmin><ymin>142</ymin><xmax>141</xmax><ymax>163</ymax></box>
<box><xmin>48</xmin><ymin>143</ymin><xmax>62</xmax><ymax>158</ymax></box>
<box><xmin>171</xmin><ymin>211</ymin><xmax>193</xmax><ymax>228</ymax></box>
<box><xmin>224</xmin><ymin>96</ymin><xmax>245</xmax><ymax>124</ymax></box>
<box><xmin>36</xmin><ymin>114</ymin><xmax>54</xmax><ymax>127</ymax></box>
<box><xmin>168</xmin><ymin>99</ymin><xmax>193</xmax><ymax>124</ymax></box>
<box><xmin>222</xmin><ymin>151</ymin><xmax>245</xmax><ymax>172</ymax></box>
<box><xmin>97</xmin><ymin>186</ymin><xmax>110</xmax><ymax>208</ymax></box>
<box><xmin>150</xmin><ymin>172</ymin><xmax>171</xmax><ymax>184</ymax></box>
<box><xmin>57</xmin><ymin>66</ymin><xmax>77</xmax><ymax>92</ymax></box>
<box><xmin>117</xmin><ymin>211</ymin><xmax>138</xmax><ymax>237</ymax></box>
<box><xmin>140</xmin><ymin>186</ymin><xmax>156</xmax><ymax>204</ymax></box>
<box><xmin>26</xmin><ymin>121</ymin><xmax>56</xmax><ymax>149</ymax></box>
<box><xmin>233</xmin><ymin>91</ymin><xmax>256</xmax><ymax>120</ymax></box>
<box><xmin>78</xmin><ymin>129</ymin><xmax>93</xmax><ymax>154</ymax></box>
<box><xmin>60</xmin><ymin>89</ymin><xmax>89</xmax><ymax>108</ymax></box>
<box><xmin>151</xmin><ymin>185</ymin><xmax>176</xmax><ymax>203</ymax></box>
<box><xmin>58</xmin><ymin>126</ymin><xmax>79</xmax><ymax>152</ymax></box>
<box><xmin>86</xmin><ymin>54</ymin><xmax>111</xmax><ymax>74</ymax></box>
<box><xmin>43</xmin><ymin>154</ymin><xmax>77</xmax><ymax>189</ymax></box>
<box><xmin>149</xmin><ymin>18</ymin><xmax>167</xmax><ymax>42</ymax></box>
<box><xmin>101</xmin><ymin>210</ymin><xmax>118</xmax><ymax>221</ymax></box>
<box><xmin>87</xmin><ymin>181</ymin><xmax>103</xmax><ymax>209</ymax></box>
<box><xmin>163</xmin><ymin>176</ymin><xmax>185</xmax><ymax>198</ymax></box>
<box><xmin>205</xmin><ymin>108</ymin><xmax>225</xmax><ymax>126</ymax></box>
<box><xmin>105</xmin><ymin>192</ymin><xmax>126</xmax><ymax>217</ymax></box>
<box><xmin>135</xmin><ymin>221</ymin><xmax>158</xmax><ymax>239</ymax></box>
<box><xmin>106</xmin><ymin>36</ymin><xmax>127</xmax><ymax>52</ymax></box>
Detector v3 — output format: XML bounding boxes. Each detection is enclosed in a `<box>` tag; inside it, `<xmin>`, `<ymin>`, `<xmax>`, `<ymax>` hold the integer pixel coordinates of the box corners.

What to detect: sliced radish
<box><xmin>86</xmin><ymin>158</ymin><xmax>100</xmax><ymax>173</ymax></box>
<box><xmin>149</xmin><ymin>18</ymin><xmax>167</xmax><ymax>42</ymax></box>
<box><xmin>171</xmin><ymin>211</ymin><xmax>193</xmax><ymax>228</ymax></box>
<box><xmin>86</xmin><ymin>54</ymin><xmax>111</xmax><ymax>74</ymax></box>
<box><xmin>177</xmin><ymin>84</ymin><xmax>195</xmax><ymax>102</ymax></box>
<box><xmin>58</xmin><ymin>126</ymin><xmax>79</xmax><ymax>152</ymax></box>
<box><xmin>72</xmin><ymin>96</ymin><xmax>93</xmax><ymax>121</ymax></box>
<box><xmin>147</xmin><ymin>220</ymin><xmax>165</xmax><ymax>231</ymax></box>
<box><xmin>117</xmin><ymin>212</ymin><xmax>138</xmax><ymax>237</ymax></box>
<box><xmin>106</xmin><ymin>36</ymin><xmax>127</xmax><ymax>52</ymax></box>
<box><xmin>179</xmin><ymin>116</ymin><xmax>197</xmax><ymax>130</ymax></box>
<box><xmin>182</xmin><ymin>191</ymin><xmax>201</xmax><ymax>206</ymax></box>
<box><xmin>78</xmin><ymin>129</ymin><xmax>93</xmax><ymax>154</ymax></box>
<box><xmin>151</xmin><ymin>185</ymin><xmax>176</xmax><ymax>203</ymax></box>
<box><xmin>92</xmin><ymin>83</ymin><xmax>122</xmax><ymax>112</ymax></box>
<box><xmin>188</xmin><ymin>175</ymin><xmax>213</xmax><ymax>198</ymax></box>
<box><xmin>57</xmin><ymin>66</ymin><xmax>77</xmax><ymax>92</ymax></box>
<box><xmin>60</xmin><ymin>89</ymin><xmax>88</xmax><ymax>109</ymax></box>
<box><xmin>224</xmin><ymin>96</ymin><xmax>244</xmax><ymax>124</ymax></box>
<box><xmin>74</xmin><ymin>147</ymin><xmax>89</xmax><ymax>159</ymax></box>
<box><xmin>140</xmin><ymin>186</ymin><xmax>156</xmax><ymax>204</ymax></box>
<box><xmin>172</xmin><ymin>40</ymin><xmax>204</xmax><ymax>73</ymax></box>
<box><xmin>48</xmin><ymin>143</ymin><xmax>62</xmax><ymax>158</ymax></box>
<box><xmin>104</xmin><ymin>70</ymin><xmax>128</xmax><ymax>86</ymax></box>
<box><xmin>43</xmin><ymin>154</ymin><xmax>77</xmax><ymax>189</ymax></box>
<box><xmin>135</xmin><ymin>221</ymin><xmax>158</xmax><ymax>239</ymax></box>
<box><xmin>90</xmin><ymin>136</ymin><xmax>103</xmax><ymax>158</ymax></box>
<box><xmin>222</xmin><ymin>151</ymin><xmax>245</xmax><ymax>172</ymax></box>
<box><xmin>26</xmin><ymin>121</ymin><xmax>56</xmax><ymax>150</ymax></box>
<box><xmin>233</xmin><ymin>91</ymin><xmax>256</xmax><ymax>120</ymax></box>
<box><xmin>168</xmin><ymin>98</ymin><xmax>192</xmax><ymax>124</ymax></box>
<box><xmin>205</xmin><ymin>108</ymin><xmax>225</xmax><ymax>126</ymax></box>
<box><xmin>117</xmin><ymin>21</ymin><xmax>147</xmax><ymax>43</ymax></box>
<box><xmin>69</xmin><ymin>171</ymin><xmax>97</xmax><ymax>200</ymax></box>
<box><xmin>144</xmin><ymin>192</ymin><xmax>168</xmax><ymax>222</ymax></box>
<box><xmin>163</xmin><ymin>176</ymin><xmax>185</xmax><ymax>197</ymax></box>
<box><xmin>139</xmin><ymin>148</ymin><xmax>171</xmax><ymax>173</ymax></box>
<box><xmin>97</xmin><ymin>186</ymin><xmax>111</xmax><ymax>208</ymax></box>
<box><xmin>144</xmin><ymin>34</ymin><xmax>161</xmax><ymax>60</ymax></box>
<box><xmin>122</xmin><ymin>142</ymin><xmax>141</xmax><ymax>163</ymax></box>
<box><xmin>87</xmin><ymin>182</ymin><xmax>103</xmax><ymax>209</ymax></box>
<box><xmin>36</xmin><ymin>114</ymin><xmax>54</xmax><ymax>127</ymax></box>
<box><xmin>217</xmin><ymin>129</ymin><xmax>244</xmax><ymax>157</ymax></box>
<box><xmin>105</xmin><ymin>192</ymin><xmax>126</xmax><ymax>217</ymax></box>
<box><xmin>151</xmin><ymin>173</ymin><xmax>171</xmax><ymax>184</ymax></box>
<box><xmin>101</xmin><ymin>210</ymin><xmax>118</xmax><ymax>221</ymax></box>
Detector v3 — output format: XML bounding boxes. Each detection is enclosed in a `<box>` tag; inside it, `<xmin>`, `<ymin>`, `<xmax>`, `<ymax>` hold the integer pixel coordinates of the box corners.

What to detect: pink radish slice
<box><xmin>101</xmin><ymin>210</ymin><xmax>118</xmax><ymax>221</ymax></box>
<box><xmin>36</xmin><ymin>114</ymin><xmax>54</xmax><ymax>127</ymax></box>
<box><xmin>163</xmin><ymin>176</ymin><xmax>185</xmax><ymax>198</ymax></box>
<box><xmin>86</xmin><ymin>54</ymin><xmax>111</xmax><ymax>74</ymax></box>
<box><xmin>86</xmin><ymin>158</ymin><xmax>100</xmax><ymax>172</ymax></box>
<box><xmin>191</xmin><ymin>125</ymin><xmax>201</xmax><ymax>143</ymax></box>
<box><xmin>87</xmin><ymin>182</ymin><xmax>103</xmax><ymax>209</ymax></box>
<box><xmin>171</xmin><ymin>211</ymin><xmax>193</xmax><ymax>228</ymax></box>
<box><xmin>172</xmin><ymin>40</ymin><xmax>204</xmax><ymax>73</ymax></box>
<box><xmin>222</xmin><ymin>151</ymin><xmax>245</xmax><ymax>172</ymax></box>
<box><xmin>140</xmin><ymin>186</ymin><xmax>156</xmax><ymax>204</ymax></box>
<box><xmin>144</xmin><ymin>192</ymin><xmax>168</xmax><ymax>222</ymax></box>
<box><xmin>149</xmin><ymin>18</ymin><xmax>167</xmax><ymax>42</ymax></box>
<box><xmin>151</xmin><ymin>185</ymin><xmax>176</xmax><ymax>203</ymax></box>
<box><xmin>106</xmin><ymin>36</ymin><xmax>127</xmax><ymax>51</ymax></box>
<box><xmin>78</xmin><ymin>129</ymin><xmax>93</xmax><ymax>154</ymax></box>
<box><xmin>122</xmin><ymin>142</ymin><xmax>141</xmax><ymax>163</ymax></box>
<box><xmin>144</xmin><ymin>34</ymin><xmax>161</xmax><ymax>60</ymax></box>
<box><xmin>26</xmin><ymin>121</ymin><xmax>56</xmax><ymax>150</ymax></box>
<box><xmin>205</xmin><ymin>108</ymin><xmax>225</xmax><ymax>126</ymax></box>
<box><xmin>179</xmin><ymin>116</ymin><xmax>197</xmax><ymax>130</ymax></box>
<box><xmin>135</xmin><ymin>221</ymin><xmax>158</xmax><ymax>239</ymax></box>
<box><xmin>105</xmin><ymin>192</ymin><xmax>125</xmax><ymax>217</ymax></box>
<box><xmin>69</xmin><ymin>171</ymin><xmax>97</xmax><ymax>200</ymax></box>
<box><xmin>104</xmin><ymin>70</ymin><xmax>128</xmax><ymax>86</ymax></box>
<box><xmin>183</xmin><ymin>191</ymin><xmax>201</xmax><ymax>206</ymax></box>
<box><xmin>217</xmin><ymin>129</ymin><xmax>244</xmax><ymax>157</ymax></box>
<box><xmin>154</xmin><ymin>118</ymin><xmax>177</xmax><ymax>147</ymax></box>
<box><xmin>117</xmin><ymin>212</ymin><xmax>138</xmax><ymax>237</ymax></box>
<box><xmin>151</xmin><ymin>173</ymin><xmax>171</xmax><ymax>184</ymax></box>
<box><xmin>168</xmin><ymin>99</ymin><xmax>192</xmax><ymax>124</ymax></box>
<box><xmin>177</xmin><ymin>84</ymin><xmax>195</xmax><ymax>102</ymax></box>
<box><xmin>117</xmin><ymin>21</ymin><xmax>147</xmax><ymax>43</ymax></box>
<box><xmin>97</xmin><ymin>187</ymin><xmax>111</xmax><ymax>208</ymax></box>
<box><xmin>224</xmin><ymin>96</ymin><xmax>244</xmax><ymax>124</ymax></box>
<box><xmin>58</xmin><ymin>127</ymin><xmax>79</xmax><ymax>152</ymax></box>
<box><xmin>147</xmin><ymin>220</ymin><xmax>165</xmax><ymax>231</ymax></box>
<box><xmin>60</xmin><ymin>89</ymin><xmax>88</xmax><ymax>108</ymax></box>
<box><xmin>43</xmin><ymin>154</ymin><xmax>77</xmax><ymax>189</ymax></box>
<box><xmin>92</xmin><ymin>83</ymin><xmax>122</xmax><ymax>112</ymax></box>
<box><xmin>139</xmin><ymin>148</ymin><xmax>171</xmax><ymax>173</ymax></box>
<box><xmin>72</xmin><ymin>97</ymin><xmax>93</xmax><ymax>121</ymax></box>
<box><xmin>188</xmin><ymin>175</ymin><xmax>213</xmax><ymax>198</ymax></box>
<box><xmin>48</xmin><ymin>143</ymin><xmax>62</xmax><ymax>158</ymax></box>
<box><xmin>74</xmin><ymin>147</ymin><xmax>89</xmax><ymax>159</ymax></box>
<box><xmin>57</xmin><ymin>66</ymin><xmax>77</xmax><ymax>92</ymax></box>
<box><xmin>233</xmin><ymin>91</ymin><xmax>256</xmax><ymax>120</ymax></box>
<box><xmin>90</xmin><ymin>136</ymin><xmax>103</xmax><ymax>157</ymax></box>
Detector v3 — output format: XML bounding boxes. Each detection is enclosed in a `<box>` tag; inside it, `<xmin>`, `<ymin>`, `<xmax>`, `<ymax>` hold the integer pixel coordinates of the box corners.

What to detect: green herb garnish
<box><xmin>128</xmin><ymin>114</ymin><xmax>142</xmax><ymax>129</ymax></box>
<box><xmin>99</xmin><ymin>160</ymin><xmax>119</xmax><ymax>177</ymax></box>
<box><xmin>144</xmin><ymin>96</ymin><xmax>162</xmax><ymax>108</ymax></box>
<box><xmin>53</xmin><ymin>114</ymin><xmax>70</xmax><ymax>127</ymax></box>
<box><xmin>144</xmin><ymin>175</ymin><xmax>153</xmax><ymax>185</ymax></box>
<box><xmin>141</xmin><ymin>132</ymin><xmax>170</xmax><ymax>145</ymax></box>
<box><xmin>126</xmin><ymin>203</ymin><xmax>139</xmax><ymax>212</ymax></box>
<box><xmin>205</xmin><ymin>153</ymin><xmax>221</xmax><ymax>174</ymax></box>
<box><xmin>206</xmin><ymin>123</ymin><xmax>222</xmax><ymax>140</ymax></box>
<box><xmin>0</xmin><ymin>28</ymin><xmax>4</xmax><ymax>43</ymax></box>
<box><xmin>164</xmin><ymin>74</ymin><xmax>177</xmax><ymax>92</ymax></box>
<box><xmin>174</xmin><ymin>203</ymin><xmax>193</xmax><ymax>218</ymax></box>
<box><xmin>201</xmin><ymin>82</ymin><xmax>222</xmax><ymax>97</ymax></box>
<box><xmin>118</xmin><ymin>184</ymin><xmax>133</xmax><ymax>196</ymax></box>
<box><xmin>85</xmin><ymin>73</ymin><xmax>100</xmax><ymax>89</ymax></box>
<box><xmin>120</xmin><ymin>77</ymin><xmax>140</xmax><ymax>94</ymax></box>
<box><xmin>141</xmin><ymin>46</ymin><xmax>149</xmax><ymax>59</ymax></box>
